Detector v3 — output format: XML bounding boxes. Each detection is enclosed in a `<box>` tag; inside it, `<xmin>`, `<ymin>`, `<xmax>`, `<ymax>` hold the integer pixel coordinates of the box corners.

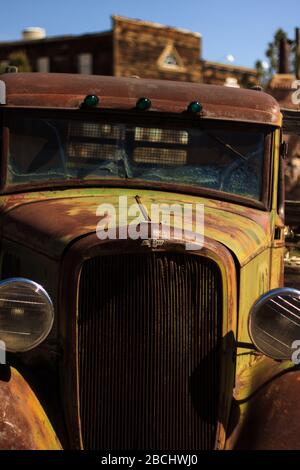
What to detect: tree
<box><xmin>255</xmin><ymin>28</ymin><xmax>296</xmax><ymax>87</ymax></box>
<box><xmin>0</xmin><ymin>50</ymin><xmax>31</xmax><ymax>73</ymax></box>
<box><xmin>255</xmin><ymin>60</ymin><xmax>267</xmax><ymax>84</ymax></box>
<box><xmin>265</xmin><ymin>29</ymin><xmax>290</xmax><ymax>75</ymax></box>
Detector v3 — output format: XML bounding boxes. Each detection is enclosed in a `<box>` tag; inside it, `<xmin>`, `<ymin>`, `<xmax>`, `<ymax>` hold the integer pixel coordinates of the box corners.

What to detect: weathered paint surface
<box><xmin>0</xmin><ymin>185</ymin><xmax>277</xmax><ymax>450</ymax></box>
<box><xmin>228</xmin><ymin>369</ymin><xmax>300</xmax><ymax>449</ymax></box>
<box><xmin>228</xmin><ymin>242</ymin><xmax>289</xmax><ymax>449</ymax></box>
<box><xmin>0</xmin><ymin>185</ymin><xmax>285</xmax><ymax>450</ymax></box>
<box><xmin>233</xmin><ymin>247</ymin><xmax>286</xmax><ymax>399</ymax></box>
<box><xmin>1</xmin><ymin>188</ymin><xmax>273</xmax><ymax>266</ymax></box>
<box><xmin>0</xmin><ymin>73</ymin><xmax>282</xmax><ymax>126</ymax></box>
<box><xmin>234</xmin><ymin>353</ymin><xmax>294</xmax><ymax>403</ymax></box>
<box><xmin>0</xmin><ymin>72</ymin><xmax>288</xmax><ymax>450</ymax></box>
<box><xmin>0</xmin><ymin>367</ymin><xmax>61</xmax><ymax>449</ymax></box>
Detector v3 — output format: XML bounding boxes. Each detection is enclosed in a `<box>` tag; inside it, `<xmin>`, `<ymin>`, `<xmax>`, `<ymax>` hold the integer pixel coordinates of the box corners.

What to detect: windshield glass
<box><xmin>6</xmin><ymin>114</ymin><xmax>268</xmax><ymax>201</ymax></box>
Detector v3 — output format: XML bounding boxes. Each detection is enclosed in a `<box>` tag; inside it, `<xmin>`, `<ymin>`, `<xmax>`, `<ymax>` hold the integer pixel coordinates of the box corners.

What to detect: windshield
<box><xmin>6</xmin><ymin>114</ymin><xmax>268</xmax><ymax>202</ymax></box>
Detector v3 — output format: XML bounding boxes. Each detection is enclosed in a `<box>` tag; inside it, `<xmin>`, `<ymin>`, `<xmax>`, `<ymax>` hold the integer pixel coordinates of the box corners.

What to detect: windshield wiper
<box><xmin>205</xmin><ymin>131</ymin><xmax>248</xmax><ymax>161</ymax></box>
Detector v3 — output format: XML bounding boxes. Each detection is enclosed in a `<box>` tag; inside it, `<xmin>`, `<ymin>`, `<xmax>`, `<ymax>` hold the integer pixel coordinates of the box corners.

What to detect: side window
<box><xmin>282</xmin><ymin>110</ymin><xmax>300</xmax><ymax>201</ymax></box>
<box><xmin>277</xmin><ymin>130</ymin><xmax>285</xmax><ymax>219</ymax></box>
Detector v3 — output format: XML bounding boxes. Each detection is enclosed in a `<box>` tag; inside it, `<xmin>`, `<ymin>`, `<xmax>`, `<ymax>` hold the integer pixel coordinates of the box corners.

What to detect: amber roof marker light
<box><xmin>187</xmin><ymin>101</ymin><xmax>203</xmax><ymax>113</ymax></box>
<box><xmin>136</xmin><ymin>97</ymin><xmax>152</xmax><ymax>110</ymax></box>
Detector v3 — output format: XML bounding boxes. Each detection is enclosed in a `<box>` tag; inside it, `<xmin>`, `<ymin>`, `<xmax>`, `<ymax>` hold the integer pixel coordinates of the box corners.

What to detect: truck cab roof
<box><xmin>0</xmin><ymin>72</ymin><xmax>281</xmax><ymax>126</ymax></box>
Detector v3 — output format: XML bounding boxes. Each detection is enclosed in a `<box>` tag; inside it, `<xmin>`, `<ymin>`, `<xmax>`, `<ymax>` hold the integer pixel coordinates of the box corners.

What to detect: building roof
<box><xmin>268</xmin><ymin>74</ymin><xmax>296</xmax><ymax>90</ymax></box>
<box><xmin>112</xmin><ymin>15</ymin><xmax>202</xmax><ymax>37</ymax></box>
<box><xmin>0</xmin><ymin>30</ymin><xmax>111</xmax><ymax>47</ymax></box>
<box><xmin>266</xmin><ymin>74</ymin><xmax>300</xmax><ymax>111</ymax></box>
<box><xmin>0</xmin><ymin>72</ymin><xmax>281</xmax><ymax>125</ymax></box>
<box><xmin>202</xmin><ymin>60</ymin><xmax>256</xmax><ymax>74</ymax></box>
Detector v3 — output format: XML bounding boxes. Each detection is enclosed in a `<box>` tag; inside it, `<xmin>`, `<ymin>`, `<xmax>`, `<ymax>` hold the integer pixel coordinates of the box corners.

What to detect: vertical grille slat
<box><xmin>78</xmin><ymin>253</ymin><xmax>222</xmax><ymax>450</ymax></box>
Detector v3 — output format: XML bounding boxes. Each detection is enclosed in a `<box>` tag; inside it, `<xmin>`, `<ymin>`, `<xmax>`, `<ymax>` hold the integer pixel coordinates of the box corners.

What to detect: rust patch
<box><xmin>0</xmin><ymin>189</ymin><xmax>272</xmax><ymax>265</ymax></box>
<box><xmin>0</xmin><ymin>73</ymin><xmax>282</xmax><ymax>126</ymax></box>
<box><xmin>233</xmin><ymin>369</ymin><xmax>300</xmax><ymax>449</ymax></box>
<box><xmin>0</xmin><ymin>367</ymin><xmax>61</xmax><ymax>450</ymax></box>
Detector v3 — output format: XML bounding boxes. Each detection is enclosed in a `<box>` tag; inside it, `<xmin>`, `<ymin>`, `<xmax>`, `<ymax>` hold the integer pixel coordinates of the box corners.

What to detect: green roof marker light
<box><xmin>187</xmin><ymin>101</ymin><xmax>203</xmax><ymax>113</ymax></box>
<box><xmin>83</xmin><ymin>94</ymin><xmax>99</xmax><ymax>107</ymax></box>
<box><xmin>136</xmin><ymin>97</ymin><xmax>152</xmax><ymax>110</ymax></box>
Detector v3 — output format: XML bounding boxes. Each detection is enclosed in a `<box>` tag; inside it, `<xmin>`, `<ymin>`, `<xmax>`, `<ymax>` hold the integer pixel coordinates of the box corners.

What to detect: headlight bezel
<box><xmin>0</xmin><ymin>277</ymin><xmax>54</xmax><ymax>353</ymax></box>
<box><xmin>248</xmin><ymin>287</ymin><xmax>300</xmax><ymax>361</ymax></box>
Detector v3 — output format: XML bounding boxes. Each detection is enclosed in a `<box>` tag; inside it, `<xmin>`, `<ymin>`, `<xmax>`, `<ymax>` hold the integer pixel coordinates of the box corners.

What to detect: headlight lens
<box><xmin>248</xmin><ymin>287</ymin><xmax>300</xmax><ymax>360</ymax></box>
<box><xmin>0</xmin><ymin>278</ymin><xmax>54</xmax><ymax>352</ymax></box>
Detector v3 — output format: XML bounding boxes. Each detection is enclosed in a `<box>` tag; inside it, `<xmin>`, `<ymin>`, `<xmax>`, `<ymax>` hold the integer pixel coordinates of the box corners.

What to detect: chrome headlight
<box><xmin>248</xmin><ymin>287</ymin><xmax>300</xmax><ymax>360</ymax></box>
<box><xmin>0</xmin><ymin>278</ymin><xmax>54</xmax><ymax>352</ymax></box>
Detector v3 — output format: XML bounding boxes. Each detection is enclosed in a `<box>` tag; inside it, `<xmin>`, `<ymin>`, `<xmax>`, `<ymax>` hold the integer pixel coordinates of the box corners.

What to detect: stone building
<box><xmin>0</xmin><ymin>16</ymin><xmax>257</xmax><ymax>87</ymax></box>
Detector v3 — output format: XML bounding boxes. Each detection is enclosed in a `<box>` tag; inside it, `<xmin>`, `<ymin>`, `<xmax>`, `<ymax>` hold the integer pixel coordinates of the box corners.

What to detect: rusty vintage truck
<box><xmin>0</xmin><ymin>72</ymin><xmax>300</xmax><ymax>450</ymax></box>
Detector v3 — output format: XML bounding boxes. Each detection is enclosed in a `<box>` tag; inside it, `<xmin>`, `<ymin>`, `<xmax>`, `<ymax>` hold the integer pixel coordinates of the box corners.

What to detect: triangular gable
<box><xmin>157</xmin><ymin>42</ymin><xmax>186</xmax><ymax>72</ymax></box>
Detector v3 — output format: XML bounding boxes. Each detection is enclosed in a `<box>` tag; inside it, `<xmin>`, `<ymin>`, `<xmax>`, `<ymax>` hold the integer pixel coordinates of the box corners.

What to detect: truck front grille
<box><xmin>78</xmin><ymin>252</ymin><xmax>222</xmax><ymax>450</ymax></box>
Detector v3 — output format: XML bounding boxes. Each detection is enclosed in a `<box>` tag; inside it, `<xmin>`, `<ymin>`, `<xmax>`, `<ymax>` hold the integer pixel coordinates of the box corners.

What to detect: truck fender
<box><xmin>232</xmin><ymin>369</ymin><xmax>300</xmax><ymax>449</ymax></box>
<box><xmin>0</xmin><ymin>366</ymin><xmax>61</xmax><ymax>450</ymax></box>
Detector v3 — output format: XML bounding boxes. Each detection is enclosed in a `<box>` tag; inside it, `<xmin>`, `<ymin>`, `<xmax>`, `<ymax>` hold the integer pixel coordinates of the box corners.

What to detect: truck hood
<box><xmin>0</xmin><ymin>188</ymin><xmax>273</xmax><ymax>266</ymax></box>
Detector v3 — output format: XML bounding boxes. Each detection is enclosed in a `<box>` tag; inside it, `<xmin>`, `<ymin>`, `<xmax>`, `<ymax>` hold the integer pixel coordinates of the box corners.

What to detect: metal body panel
<box><xmin>0</xmin><ymin>73</ymin><xmax>281</xmax><ymax>126</ymax></box>
<box><xmin>227</xmin><ymin>368</ymin><xmax>300</xmax><ymax>450</ymax></box>
<box><xmin>0</xmin><ymin>366</ymin><xmax>61</xmax><ymax>450</ymax></box>
<box><xmin>1</xmin><ymin>188</ymin><xmax>273</xmax><ymax>266</ymax></box>
<box><xmin>0</xmin><ymin>72</ymin><xmax>289</xmax><ymax>449</ymax></box>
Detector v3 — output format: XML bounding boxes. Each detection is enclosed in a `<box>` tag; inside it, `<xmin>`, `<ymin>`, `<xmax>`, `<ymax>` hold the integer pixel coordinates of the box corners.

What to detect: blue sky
<box><xmin>1</xmin><ymin>0</ymin><xmax>299</xmax><ymax>68</ymax></box>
